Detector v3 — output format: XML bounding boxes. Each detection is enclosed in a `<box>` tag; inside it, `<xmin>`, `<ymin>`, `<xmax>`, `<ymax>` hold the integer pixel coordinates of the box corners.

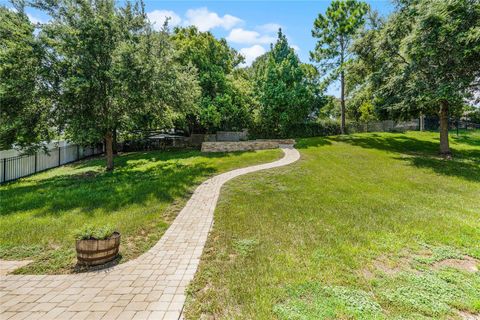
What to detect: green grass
<box><xmin>184</xmin><ymin>131</ymin><xmax>480</xmax><ymax>320</ymax></box>
<box><xmin>0</xmin><ymin>148</ymin><xmax>282</xmax><ymax>274</ymax></box>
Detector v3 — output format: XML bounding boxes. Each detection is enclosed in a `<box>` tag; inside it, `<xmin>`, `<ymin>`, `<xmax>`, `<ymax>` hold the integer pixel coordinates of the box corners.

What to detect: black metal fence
<box><xmin>119</xmin><ymin>136</ymin><xmax>187</xmax><ymax>152</ymax></box>
<box><xmin>424</xmin><ymin>117</ymin><xmax>480</xmax><ymax>131</ymax></box>
<box><xmin>0</xmin><ymin>144</ymin><xmax>103</xmax><ymax>184</ymax></box>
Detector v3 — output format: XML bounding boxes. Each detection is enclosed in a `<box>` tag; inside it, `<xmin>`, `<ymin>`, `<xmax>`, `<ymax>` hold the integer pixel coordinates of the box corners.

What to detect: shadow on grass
<box><xmin>328</xmin><ymin>134</ymin><xmax>480</xmax><ymax>182</ymax></box>
<box><xmin>0</xmin><ymin>149</ymin><xmax>233</xmax><ymax>217</ymax></box>
<box><xmin>295</xmin><ymin>137</ymin><xmax>332</xmax><ymax>149</ymax></box>
<box><xmin>73</xmin><ymin>148</ymin><xmax>248</xmax><ymax>170</ymax></box>
<box><xmin>451</xmin><ymin>134</ymin><xmax>480</xmax><ymax>147</ymax></box>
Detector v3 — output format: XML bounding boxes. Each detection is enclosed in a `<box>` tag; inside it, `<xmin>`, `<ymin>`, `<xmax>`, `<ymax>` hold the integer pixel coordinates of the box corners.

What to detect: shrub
<box><xmin>288</xmin><ymin>120</ymin><xmax>342</xmax><ymax>138</ymax></box>
<box><xmin>249</xmin><ymin>119</ymin><xmax>342</xmax><ymax>139</ymax></box>
<box><xmin>75</xmin><ymin>224</ymin><xmax>116</xmax><ymax>240</ymax></box>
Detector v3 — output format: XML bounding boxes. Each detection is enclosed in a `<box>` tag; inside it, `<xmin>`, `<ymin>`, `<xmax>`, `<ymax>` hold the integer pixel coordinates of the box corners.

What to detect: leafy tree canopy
<box><xmin>345</xmin><ymin>10</ymin><xmax>384</xmax><ymax>121</ymax></box>
<box><xmin>36</xmin><ymin>0</ymin><xmax>199</xmax><ymax>169</ymax></box>
<box><xmin>252</xmin><ymin>30</ymin><xmax>323</xmax><ymax>137</ymax></box>
<box><xmin>172</xmin><ymin>26</ymin><xmax>250</xmax><ymax>133</ymax></box>
<box><xmin>0</xmin><ymin>4</ymin><xmax>52</xmax><ymax>151</ymax></box>
<box><xmin>371</xmin><ymin>0</ymin><xmax>480</xmax><ymax>155</ymax></box>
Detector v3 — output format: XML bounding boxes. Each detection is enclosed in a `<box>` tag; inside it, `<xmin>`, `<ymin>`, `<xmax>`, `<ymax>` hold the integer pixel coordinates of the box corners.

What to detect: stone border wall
<box><xmin>201</xmin><ymin>139</ymin><xmax>295</xmax><ymax>153</ymax></box>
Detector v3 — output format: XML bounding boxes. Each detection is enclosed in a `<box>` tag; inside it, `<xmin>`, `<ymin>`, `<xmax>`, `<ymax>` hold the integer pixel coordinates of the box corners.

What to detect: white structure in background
<box><xmin>0</xmin><ymin>140</ymin><xmax>73</xmax><ymax>159</ymax></box>
<box><xmin>0</xmin><ymin>140</ymin><xmax>103</xmax><ymax>184</ymax></box>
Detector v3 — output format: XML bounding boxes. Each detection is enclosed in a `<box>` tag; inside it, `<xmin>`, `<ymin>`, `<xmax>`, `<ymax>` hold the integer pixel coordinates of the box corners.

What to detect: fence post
<box><xmin>77</xmin><ymin>145</ymin><xmax>80</xmax><ymax>160</ymax></box>
<box><xmin>34</xmin><ymin>153</ymin><xmax>37</xmax><ymax>173</ymax></box>
<box><xmin>3</xmin><ymin>158</ymin><xmax>6</xmax><ymax>182</ymax></box>
<box><xmin>58</xmin><ymin>147</ymin><xmax>61</xmax><ymax>166</ymax></box>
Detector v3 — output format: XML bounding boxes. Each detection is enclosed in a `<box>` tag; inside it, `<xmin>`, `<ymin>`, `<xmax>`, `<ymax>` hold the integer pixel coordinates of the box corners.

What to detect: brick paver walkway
<box><xmin>1</xmin><ymin>146</ymin><xmax>300</xmax><ymax>320</ymax></box>
<box><xmin>0</xmin><ymin>261</ymin><xmax>33</xmax><ymax>276</ymax></box>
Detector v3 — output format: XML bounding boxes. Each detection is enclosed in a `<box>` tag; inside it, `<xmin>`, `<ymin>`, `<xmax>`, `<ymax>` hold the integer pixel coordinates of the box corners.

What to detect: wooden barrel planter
<box><xmin>76</xmin><ymin>232</ymin><xmax>121</xmax><ymax>266</ymax></box>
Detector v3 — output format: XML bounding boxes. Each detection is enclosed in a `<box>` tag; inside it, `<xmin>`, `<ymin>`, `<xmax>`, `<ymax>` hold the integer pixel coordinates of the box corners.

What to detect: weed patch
<box><xmin>274</xmin><ymin>283</ymin><xmax>383</xmax><ymax>319</ymax></box>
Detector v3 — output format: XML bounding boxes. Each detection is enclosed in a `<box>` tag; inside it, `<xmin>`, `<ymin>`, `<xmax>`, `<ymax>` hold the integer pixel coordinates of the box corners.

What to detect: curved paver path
<box><xmin>1</xmin><ymin>145</ymin><xmax>300</xmax><ymax>320</ymax></box>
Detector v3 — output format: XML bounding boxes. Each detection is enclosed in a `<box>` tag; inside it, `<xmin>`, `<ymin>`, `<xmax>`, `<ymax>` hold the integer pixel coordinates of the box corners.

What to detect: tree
<box><xmin>38</xmin><ymin>0</ymin><xmax>199</xmax><ymax>170</ymax></box>
<box><xmin>372</xmin><ymin>0</ymin><xmax>480</xmax><ymax>157</ymax></box>
<box><xmin>311</xmin><ymin>0</ymin><xmax>369</xmax><ymax>134</ymax></box>
<box><xmin>119</xmin><ymin>27</ymin><xmax>200</xmax><ymax>136</ymax></box>
<box><xmin>253</xmin><ymin>30</ymin><xmax>320</xmax><ymax>137</ymax></box>
<box><xmin>219</xmin><ymin>70</ymin><xmax>255</xmax><ymax>131</ymax></box>
<box><xmin>172</xmin><ymin>26</ymin><xmax>249</xmax><ymax>133</ymax></box>
<box><xmin>0</xmin><ymin>4</ymin><xmax>52</xmax><ymax>151</ymax></box>
<box><xmin>345</xmin><ymin>10</ymin><xmax>384</xmax><ymax>122</ymax></box>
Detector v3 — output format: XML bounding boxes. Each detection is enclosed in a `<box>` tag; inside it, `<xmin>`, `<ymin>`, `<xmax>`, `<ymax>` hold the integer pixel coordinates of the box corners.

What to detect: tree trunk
<box><xmin>340</xmin><ymin>70</ymin><xmax>346</xmax><ymax>135</ymax></box>
<box><xmin>105</xmin><ymin>131</ymin><xmax>114</xmax><ymax>171</ymax></box>
<box><xmin>112</xmin><ymin>127</ymin><xmax>118</xmax><ymax>155</ymax></box>
<box><xmin>439</xmin><ymin>101</ymin><xmax>451</xmax><ymax>158</ymax></box>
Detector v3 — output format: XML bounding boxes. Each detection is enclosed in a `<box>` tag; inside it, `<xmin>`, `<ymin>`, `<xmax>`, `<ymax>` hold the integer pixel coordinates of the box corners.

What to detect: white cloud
<box><xmin>256</xmin><ymin>23</ymin><xmax>282</xmax><ymax>33</ymax></box>
<box><xmin>147</xmin><ymin>10</ymin><xmax>181</xmax><ymax>30</ymax></box>
<box><xmin>185</xmin><ymin>7</ymin><xmax>242</xmax><ymax>31</ymax></box>
<box><xmin>239</xmin><ymin>45</ymin><xmax>266</xmax><ymax>66</ymax></box>
<box><xmin>27</xmin><ymin>14</ymin><xmax>43</xmax><ymax>24</ymax></box>
<box><xmin>226</xmin><ymin>28</ymin><xmax>275</xmax><ymax>45</ymax></box>
<box><xmin>291</xmin><ymin>44</ymin><xmax>300</xmax><ymax>52</ymax></box>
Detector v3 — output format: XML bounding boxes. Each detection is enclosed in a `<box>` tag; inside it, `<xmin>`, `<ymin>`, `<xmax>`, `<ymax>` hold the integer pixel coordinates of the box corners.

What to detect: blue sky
<box><xmin>142</xmin><ymin>1</ymin><xmax>393</xmax><ymax>63</ymax></box>
<box><xmin>3</xmin><ymin>0</ymin><xmax>394</xmax><ymax>95</ymax></box>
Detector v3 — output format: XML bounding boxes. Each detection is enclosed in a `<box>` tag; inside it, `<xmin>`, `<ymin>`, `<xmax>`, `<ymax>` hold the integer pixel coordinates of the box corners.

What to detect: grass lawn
<box><xmin>185</xmin><ymin>131</ymin><xmax>480</xmax><ymax>320</ymax></box>
<box><xmin>0</xmin><ymin>148</ymin><xmax>282</xmax><ymax>274</ymax></box>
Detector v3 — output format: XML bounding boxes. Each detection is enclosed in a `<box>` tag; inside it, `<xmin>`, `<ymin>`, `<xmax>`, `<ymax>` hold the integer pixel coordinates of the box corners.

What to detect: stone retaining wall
<box><xmin>201</xmin><ymin>139</ymin><xmax>295</xmax><ymax>152</ymax></box>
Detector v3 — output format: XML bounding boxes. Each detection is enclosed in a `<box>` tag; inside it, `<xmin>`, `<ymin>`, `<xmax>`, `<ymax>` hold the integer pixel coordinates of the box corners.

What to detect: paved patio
<box><xmin>0</xmin><ymin>146</ymin><xmax>300</xmax><ymax>320</ymax></box>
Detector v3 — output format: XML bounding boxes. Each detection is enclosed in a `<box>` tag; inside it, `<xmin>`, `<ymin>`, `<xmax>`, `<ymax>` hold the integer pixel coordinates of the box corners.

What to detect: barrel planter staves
<box><xmin>76</xmin><ymin>232</ymin><xmax>121</xmax><ymax>266</ymax></box>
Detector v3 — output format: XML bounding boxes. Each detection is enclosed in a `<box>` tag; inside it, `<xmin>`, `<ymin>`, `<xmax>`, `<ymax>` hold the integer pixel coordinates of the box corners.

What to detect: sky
<box><xmin>3</xmin><ymin>0</ymin><xmax>395</xmax><ymax>95</ymax></box>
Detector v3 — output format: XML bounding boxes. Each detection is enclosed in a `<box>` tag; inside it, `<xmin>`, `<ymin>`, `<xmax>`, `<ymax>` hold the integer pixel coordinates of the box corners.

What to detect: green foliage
<box><xmin>75</xmin><ymin>224</ymin><xmax>116</xmax><ymax>240</ymax></box>
<box><xmin>273</xmin><ymin>268</ymin><xmax>480</xmax><ymax>319</ymax></box>
<box><xmin>346</xmin><ymin>10</ymin><xmax>384</xmax><ymax>121</ymax></box>
<box><xmin>413</xmin><ymin>246</ymin><xmax>464</xmax><ymax>265</ymax></box>
<box><xmin>359</xmin><ymin>100</ymin><xmax>377</xmax><ymax>123</ymax></box>
<box><xmin>311</xmin><ymin>0</ymin><xmax>369</xmax><ymax>133</ymax></box>
<box><xmin>372</xmin><ymin>0</ymin><xmax>480</xmax><ymax>119</ymax></box>
<box><xmin>467</xmin><ymin>108</ymin><xmax>480</xmax><ymax>124</ymax></box>
<box><xmin>311</xmin><ymin>0</ymin><xmax>369</xmax><ymax>78</ymax></box>
<box><xmin>34</xmin><ymin>0</ymin><xmax>199</xmax><ymax>169</ymax></box>
<box><xmin>233</xmin><ymin>239</ymin><xmax>259</xmax><ymax>256</ymax></box>
<box><xmin>268</xmin><ymin>120</ymin><xmax>341</xmax><ymax>139</ymax></box>
<box><xmin>317</xmin><ymin>95</ymin><xmax>341</xmax><ymax>119</ymax></box>
<box><xmin>345</xmin><ymin>0</ymin><xmax>480</xmax><ymax>154</ymax></box>
<box><xmin>378</xmin><ymin>269</ymin><xmax>480</xmax><ymax>317</ymax></box>
<box><xmin>0</xmin><ymin>5</ymin><xmax>52</xmax><ymax>151</ymax></box>
<box><xmin>274</xmin><ymin>284</ymin><xmax>383</xmax><ymax>320</ymax></box>
<box><xmin>252</xmin><ymin>30</ymin><xmax>322</xmax><ymax>137</ymax></box>
<box><xmin>172</xmin><ymin>26</ymin><xmax>251</xmax><ymax>133</ymax></box>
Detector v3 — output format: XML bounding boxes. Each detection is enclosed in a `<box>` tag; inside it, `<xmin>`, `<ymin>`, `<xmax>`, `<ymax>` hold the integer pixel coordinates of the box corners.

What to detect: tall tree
<box><xmin>172</xmin><ymin>26</ymin><xmax>250</xmax><ymax>133</ymax></box>
<box><xmin>0</xmin><ymin>4</ymin><xmax>52</xmax><ymax>151</ymax></box>
<box><xmin>372</xmin><ymin>0</ymin><xmax>480</xmax><ymax>157</ymax></box>
<box><xmin>38</xmin><ymin>0</ymin><xmax>199</xmax><ymax>170</ymax></box>
<box><xmin>311</xmin><ymin>0</ymin><xmax>369</xmax><ymax>134</ymax></box>
<box><xmin>253</xmin><ymin>30</ymin><xmax>320</xmax><ymax>137</ymax></box>
<box><xmin>345</xmin><ymin>10</ymin><xmax>384</xmax><ymax>122</ymax></box>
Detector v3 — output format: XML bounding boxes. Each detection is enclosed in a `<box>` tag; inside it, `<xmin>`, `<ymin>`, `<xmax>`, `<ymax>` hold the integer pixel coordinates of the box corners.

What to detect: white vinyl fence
<box><xmin>0</xmin><ymin>144</ymin><xmax>103</xmax><ymax>184</ymax></box>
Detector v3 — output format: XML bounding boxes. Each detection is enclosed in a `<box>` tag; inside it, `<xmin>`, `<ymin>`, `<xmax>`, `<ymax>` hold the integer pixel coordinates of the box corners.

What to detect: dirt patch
<box><xmin>361</xmin><ymin>255</ymin><xmax>412</xmax><ymax>279</ymax></box>
<box><xmin>374</xmin><ymin>256</ymin><xmax>411</xmax><ymax>275</ymax></box>
<box><xmin>361</xmin><ymin>268</ymin><xmax>375</xmax><ymax>280</ymax></box>
<box><xmin>363</xmin><ymin>253</ymin><xmax>479</xmax><ymax>278</ymax></box>
<box><xmin>432</xmin><ymin>256</ymin><xmax>478</xmax><ymax>273</ymax></box>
